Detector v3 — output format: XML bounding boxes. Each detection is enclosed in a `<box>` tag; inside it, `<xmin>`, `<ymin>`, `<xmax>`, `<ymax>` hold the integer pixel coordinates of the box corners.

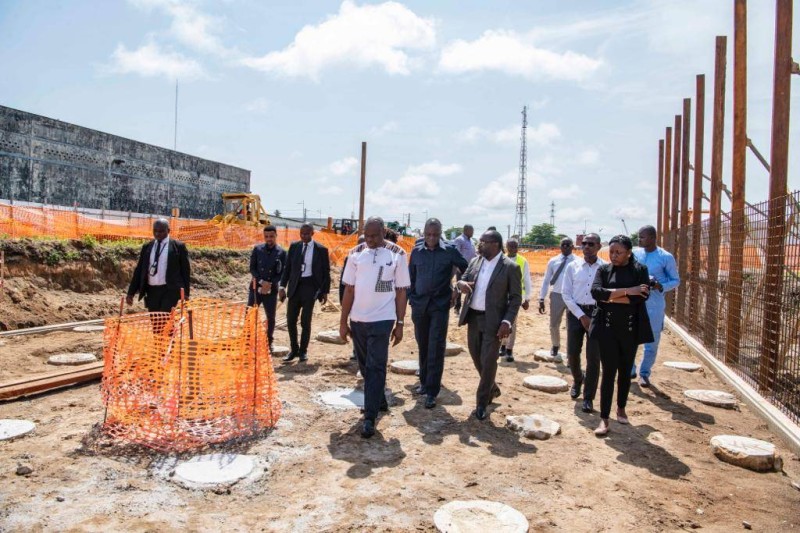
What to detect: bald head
<box><xmin>153</xmin><ymin>218</ymin><xmax>170</xmax><ymax>241</ymax></box>
<box><xmin>364</xmin><ymin>216</ymin><xmax>385</xmax><ymax>249</ymax></box>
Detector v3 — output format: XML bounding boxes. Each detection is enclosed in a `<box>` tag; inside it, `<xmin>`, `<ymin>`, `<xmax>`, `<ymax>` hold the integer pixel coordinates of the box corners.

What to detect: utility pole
<box><xmin>174</xmin><ymin>80</ymin><xmax>178</xmax><ymax>151</ymax></box>
<box><xmin>513</xmin><ymin>106</ymin><xmax>528</xmax><ymax>238</ymax></box>
<box><xmin>549</xmin><ymin>201</ymin><xmax>555</xmax><ymax>227</ymax></box>
<box><xmin>358</xmin><ymin>142</ymin><xmax>366</xmax><ymax>233</ymax></box>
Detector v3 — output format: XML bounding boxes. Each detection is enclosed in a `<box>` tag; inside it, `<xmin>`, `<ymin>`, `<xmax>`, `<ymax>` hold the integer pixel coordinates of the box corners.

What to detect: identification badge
<box><xmin>301</xmin><ymin>263</ymin><xmax>306</xmax><ymax>273</ymax></box>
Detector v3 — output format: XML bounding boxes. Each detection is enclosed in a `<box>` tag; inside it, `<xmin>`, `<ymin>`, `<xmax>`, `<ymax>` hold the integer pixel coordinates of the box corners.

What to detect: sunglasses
<box><xmin>561</xmin><ymin>243</ymin><xmax>573</xmax><ymax>247</ymax></box>
<box><xmin>582</xmin><ymin>242</ymin><xmax>599</xmax><ymax>247</ymax></box>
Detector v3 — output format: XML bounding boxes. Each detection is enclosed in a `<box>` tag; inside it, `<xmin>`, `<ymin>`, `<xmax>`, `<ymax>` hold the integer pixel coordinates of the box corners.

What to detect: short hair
<box><xmin>609</xmin><ymin>234</ymin><xmax>633</xmax><ymax>251</ymax></box>
<box><xmin>365</xmin><ymin>216</ymin><xmax>385</xmax><ymax>229</ymax></box>
<box><xmin>584</xmin><ymin>232</ymin><xmax>600</xmax><ymax>242</ymax></box>
<box><xmin>425</xmin><ymin>218</ymin><xmax>442</xmax><ymax>229</ymax></box>
<box><xmin>300</xmin><ymin>222</ymin><xmax>314</xmax><ymax>232</ymax></box>
<box><xmin>263</xmin><ymin>225</ymin><xmax>277</xmax><ymax>233</ymax></box>
<box><xmin>482</xmin><ymin>230</ymin><xmax>504</xmax><ymax>250</ymax></box>
<box><xmin>153</xmin><ymin>218</ymin><xmax>170</xmax><ymax>230</ymax></box>
<box><xmin>487</xmin><ymin>226</ymin><xmax>497</xmax><ymax>231</ymax></box>
<box><xmin>561</xmin><ymin>237</ymin><xmax>573</xmax><ymax>246</ymax></box>
<box><xmin>385</xmin><ymin>228</ymin><xmax>399</xmax><ymax>242</ymax></box>
<box><xmin>638</xmin><ymin>225</ymin><xmax>657</xmax><ymax>238</ymax></box>
<box><xmin>463</xmin><ymin>224</ymin><xmax>473</xmax><ymax>231</ymax></box>
<box><xmin>507</xmin><ymin>238</ymin><xmax>519</xmax><ymax>246</ymax></box>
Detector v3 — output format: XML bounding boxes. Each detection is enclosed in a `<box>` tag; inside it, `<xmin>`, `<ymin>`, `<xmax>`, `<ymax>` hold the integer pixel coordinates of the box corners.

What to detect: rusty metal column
<box><xmin>705</xmin><ymin>36</ymin><xmax>727</xmax><ymax>350</ymax></box>
<box><xmin>668</xmin><ymin>115</ymin><xmax>682</xmax><ymax>314</ymax></box>
<box><xmin>677</xmin><ymin>98</ymin><xmax>692</xmax><ymax>325</ymax></box>
<box><xmin>358</xmin><ymin>142</ymin><xmax>366</xmax><ymax>233</ymax></box>
<box><xmin>657</xmin><ymin>139</ymin><xmax>665</xmax><ymax>246</ymax></box>
<box><xmin>726</xmin><ymin>0</ymin><xmax>747</xmax><ymax>367</ymax></box>
<box><xmin>663</xmin><ymin>127</ymin><xmax>673</xmax><ymax>245</ymax></box>
<box><xmin>690</xmin><ymin>75</ymin><xmax>705</xmax><ymax>336</ymax></box>
<box><xmin>760</xmin><ymin>0</ymin><xmax>792</xmax><ymax>392</ymax></box>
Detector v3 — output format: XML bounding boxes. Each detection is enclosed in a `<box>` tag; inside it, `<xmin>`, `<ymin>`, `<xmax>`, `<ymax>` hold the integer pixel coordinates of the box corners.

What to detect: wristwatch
<box><xmin>396</xmin><ymin>320</ymin><xmax>405</xmax><ymax>325</ymax></box>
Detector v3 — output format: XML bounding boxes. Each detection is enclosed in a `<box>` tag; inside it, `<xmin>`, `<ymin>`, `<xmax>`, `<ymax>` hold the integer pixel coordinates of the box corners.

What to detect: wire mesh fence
<box><xmin>668</xmin><ymin>190</ymin><xmax>800</xmax><ymax>424</ymax></box>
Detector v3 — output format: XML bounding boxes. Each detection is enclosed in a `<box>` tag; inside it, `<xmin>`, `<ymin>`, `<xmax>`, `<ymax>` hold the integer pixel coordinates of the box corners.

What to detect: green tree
<box><xmin>630</xmin><ymin>232</ymin><xmax>639</xmax><ymax>246</ymax></box>
<box><xmin>273</xmin><ymin>209</ymin><xmax>281</xmax><ymax>217</ymax></box>
<box><xmin>524</xmin><ymin>223</ymin><xmax>560</xmax><ymax>247</ymax></box>
<box><xmin>443</xmin><ymin>226</ymin><xmax>463</xmax><ymax>240</ymax></box>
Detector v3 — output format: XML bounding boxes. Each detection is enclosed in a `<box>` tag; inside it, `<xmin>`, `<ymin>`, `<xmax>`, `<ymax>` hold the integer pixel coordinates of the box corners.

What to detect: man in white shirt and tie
<box><xmin>561</xmin><ymin>233</ymin><xmax>605</xmax><ymax>413</ymax></box>
<box><xmin>538</xmin><ymin>237</ymin><xmax>575</xmax><ymax>358</ymax></box>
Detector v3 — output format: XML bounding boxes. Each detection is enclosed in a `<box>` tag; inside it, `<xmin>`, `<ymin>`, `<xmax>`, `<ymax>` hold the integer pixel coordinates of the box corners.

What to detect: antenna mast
<box><xmin>513</xmin><ymin>106</ymin><xmax>528</xmax><ymax>238</ymax></box>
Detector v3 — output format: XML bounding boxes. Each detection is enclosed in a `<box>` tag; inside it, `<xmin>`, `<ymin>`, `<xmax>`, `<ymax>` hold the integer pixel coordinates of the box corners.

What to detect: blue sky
<box><xmin>1</xmin><ymin>0</ymin><xmax>798</xmax><ymax>239</ymax></box>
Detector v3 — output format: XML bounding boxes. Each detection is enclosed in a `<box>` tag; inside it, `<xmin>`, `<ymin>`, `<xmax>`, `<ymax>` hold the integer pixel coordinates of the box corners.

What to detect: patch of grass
<box><xmin>45</xmin><ymin>249</ymin><xmax>64</xmax><ymax>266</ymax></box>
<box><xmin>80</xmin><ymin>234</ymin><xmax>99</xmax><ymax>248</ymax></box>
<box><xmin>209</xmin><ymin>271</ymin><xmax>232</xmax><ymax>286</ymax></box>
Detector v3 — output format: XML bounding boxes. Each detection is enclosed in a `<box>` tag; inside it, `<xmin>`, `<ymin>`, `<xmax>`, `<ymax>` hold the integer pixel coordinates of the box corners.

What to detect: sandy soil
<box><xmin>1</xmin><ymin>273</ymin><xmax>800</xmax><ymax>532</ymax></box>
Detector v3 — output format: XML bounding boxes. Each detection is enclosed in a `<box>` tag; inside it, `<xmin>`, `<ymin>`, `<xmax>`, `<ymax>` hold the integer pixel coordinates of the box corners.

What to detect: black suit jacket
<box><xmin>127</xmin><ymin>238</ymin><xmax>191</xmax><ymax>300</ymax></box>
<box><xmin>280</xmin><ymin>240</ymin><xmax>330</xmax><ymax>299</ymax></box>
<box><xmin>457</xmin><ymin>254</ymin><xmax>522</xmax><ymax>333</ymax></box>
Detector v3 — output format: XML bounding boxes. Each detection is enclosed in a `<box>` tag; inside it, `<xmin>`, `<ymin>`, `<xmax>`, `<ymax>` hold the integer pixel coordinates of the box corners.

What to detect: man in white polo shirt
<box><xmin>340</xmin><ymin>217</ymin><xmax>410</xmax><ymax>438</ymax></box>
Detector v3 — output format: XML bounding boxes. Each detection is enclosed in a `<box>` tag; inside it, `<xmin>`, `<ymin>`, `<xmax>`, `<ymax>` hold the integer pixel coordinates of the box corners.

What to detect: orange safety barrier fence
<box><xmin>101</xmin><ymin>298</ymin><xmax>280</xmax><ymax>452</ymax></box>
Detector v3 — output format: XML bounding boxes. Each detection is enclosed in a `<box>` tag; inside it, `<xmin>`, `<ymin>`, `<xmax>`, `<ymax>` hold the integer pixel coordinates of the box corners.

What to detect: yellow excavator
<box><xmin>208</xmin><ymin>193</ymin><xmax>271</xmax><ymax>228</ymax></box>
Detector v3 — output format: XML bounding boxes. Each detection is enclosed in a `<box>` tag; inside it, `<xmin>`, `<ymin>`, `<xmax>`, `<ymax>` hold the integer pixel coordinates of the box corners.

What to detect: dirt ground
<box><xmin>1</xmin><ymin>267</ymin><xmax>800</xmax><ymax>532</ymax></box>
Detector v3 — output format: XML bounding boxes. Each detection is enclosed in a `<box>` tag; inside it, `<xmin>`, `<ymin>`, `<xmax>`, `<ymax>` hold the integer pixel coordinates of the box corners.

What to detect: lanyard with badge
<box><xmin>149</xmin><ymin>240</ymin><xmax>166</xmax><ymax>276</ymax></box>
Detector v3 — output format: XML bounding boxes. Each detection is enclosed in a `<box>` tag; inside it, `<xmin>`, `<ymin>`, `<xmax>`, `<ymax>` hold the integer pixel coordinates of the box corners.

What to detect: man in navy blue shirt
<box><xmin>249</xmin><ymin>225</ymin><xmax>287</xmax><ymax>352</ymax></box>
<box><xmin>408</xmin><ymin>218</ymin><xmax>469</xmax><ymax>408</ymax></box>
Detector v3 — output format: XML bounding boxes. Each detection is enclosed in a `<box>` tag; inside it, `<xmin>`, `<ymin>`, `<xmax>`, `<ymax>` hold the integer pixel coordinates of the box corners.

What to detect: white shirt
<box><xmin>300</xmin><ymin>240</ymin><xmax>314</xmax><ymax>278</ymax></box>
<box><xmin>147</xmin><ymin>236</ymin><xmax>169</xmax><ymax>286</ymax></box>
<box><xmin>342</xmin><ymin>241</ymin><xmax>411</xmax><ymax>323</ymax></box>
<box><xmin>561</xmin><ymin>257</ymin><xmax>606</xmax><ymax>319</ymax></box>
<box><xmin>469</xmin><ymin>253</ymin><xmax>502</xmax><ymax>312</ymax></box>
<box><xmin>539</xmin><ymin>253</ymin><xmax>576</xmax><ymax>299</ymax></box>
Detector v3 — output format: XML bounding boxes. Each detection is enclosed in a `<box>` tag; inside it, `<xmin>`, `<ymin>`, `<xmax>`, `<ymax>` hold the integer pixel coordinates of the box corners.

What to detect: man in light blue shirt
<box><xmin>632</xmin><ymin>225</ymin><xmax>680</xmax><ymax>386</ymax></box>
<box><xmin>453</xmin><ymin>225</ymin><xmax>477</xmax><ymax>262</ymax></box>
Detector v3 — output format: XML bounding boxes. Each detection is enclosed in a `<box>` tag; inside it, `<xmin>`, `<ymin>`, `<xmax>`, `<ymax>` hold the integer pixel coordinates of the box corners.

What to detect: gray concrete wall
<box><xmin>0</xmin><ymin>105</ymin><xmax>250</xmax><ymax>219</ymax></box>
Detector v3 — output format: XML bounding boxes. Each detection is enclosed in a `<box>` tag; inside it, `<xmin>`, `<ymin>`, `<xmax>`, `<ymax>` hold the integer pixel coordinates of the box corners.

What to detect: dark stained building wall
<box><xmin>0</xmin><ymin>105</ymin><xmax>250</xmax><ymax>219</ymax></box>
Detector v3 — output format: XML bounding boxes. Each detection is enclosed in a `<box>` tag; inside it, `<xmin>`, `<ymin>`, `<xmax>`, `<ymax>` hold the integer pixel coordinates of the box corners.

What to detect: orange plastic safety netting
<box><xmin>100</xmin><ymin>298</ymin><xmax>280</xmax><ymax>452</ymax></box>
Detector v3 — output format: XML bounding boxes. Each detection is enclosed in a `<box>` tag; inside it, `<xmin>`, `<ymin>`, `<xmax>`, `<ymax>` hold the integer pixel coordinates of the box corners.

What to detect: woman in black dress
<box><xmin>589</xmin><ymin>235</ymin><xmax>654</xmax><ymax>436</ymax></box>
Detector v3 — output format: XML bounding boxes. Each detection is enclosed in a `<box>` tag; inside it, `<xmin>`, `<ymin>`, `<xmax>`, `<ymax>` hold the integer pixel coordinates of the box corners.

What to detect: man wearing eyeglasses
<box><xmin>538</xmin><ymin>237</ymin><xmax>576</xmax><ymax>358</ymax></box>
<box><xmin>561</xmin><ymin>233</ymin><xmax>605</xmax><ymax>413</ymax></box>
<box><xmin>126</xmin><ymin>218</ymin><xmax>191</xmax><ymax>312</ymax></box>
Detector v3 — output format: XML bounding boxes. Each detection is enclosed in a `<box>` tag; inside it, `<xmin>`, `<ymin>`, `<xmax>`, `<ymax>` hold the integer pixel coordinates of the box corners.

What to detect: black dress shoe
<box><xmin>361</xmin><ymin>419</ymin><xmax>375</xmax><ymax>438</ymax></box>
<box><xmin>570</xmin><ymin>382</ymin><xmax>583</xmax><ymax>399</ymax></box>
<box><xmin>425</xmin><ymin>395</ymin><xmax>436</xmax><ymax>409</ymax></box>
<box><xmin>283</xmin><ymin>351</ymin><xmax>298</xmax><ymax>362</ymax></box>
<box><xmin>298</xmin><ymin>352</ymin><xmax>308</xmax><ymax>362</ymax></box>
<box><xmin>412</xmin><ymin>385</ymin><xmax>426</xmax><ymax>396</ymax></box>
<box><xmin>492</xmin><ymin>387</ymin><xmax>501</xmax><ymax>399</ymax></box>
<box><xmin>550</xmin><ymin>346</ymin><xmax>560</xmax><ymax>358</ymax></box>
<box><xmin>380</xmin><ymin>397</ymin><xmax>389</xmax><ymax>412</ymax></box>
<box><xmin>498</xmin><ymin>346</ymin><xmax>507</xmax><ymax>358</ymax></box>
<box><xmin>505</xmin><ymin>353</ymin><xmax>515</xmax><ymax>363</ymax></box>
<box><xmin>582</xmin><ymin>400</ymin><xmax>594</xmax><ymax>413</ymax></box>
<box><xmin>475</xmin><ymin>406</ymin><xmax>488</xmax><ymax>420</ymax></box>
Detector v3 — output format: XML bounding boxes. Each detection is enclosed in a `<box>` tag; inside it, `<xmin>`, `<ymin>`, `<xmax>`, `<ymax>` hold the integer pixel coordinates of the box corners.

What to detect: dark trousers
<box><xmin>144</xmin><ymin>285</ymin><xmax>181</xmax><ymax>313</ymax></box>
<box><xmin>411</xmin><ymin>305</ymin><xmax>449</xmax><ymax>398</ymax></box>
<box><xmin>566</xmin><ymin>310</ymin><xmax>600</xmax><ymax>402</ymax></box>
<box><xmin>261</xmin><ymin>294</ymin><xmax>278</xmax><ymax>345</ymax></box>
<box><xmin>350</xmin><ymin>320</ymin><xmax>393</xmax><ymax>421</ymax></box>
<box><xmin>598</xmin><ymin>334</ymin><xmax>638</xmax><ymax>419</ymax></box>
<box><xmin>286</xmin><ymin>278</ymin><xmax>317</xmax><ymax>354</ymax></box>
<box><xmin>466</xmin><ymin>310</ymin><xmax>501</xmax><ymax>408</ymax></box>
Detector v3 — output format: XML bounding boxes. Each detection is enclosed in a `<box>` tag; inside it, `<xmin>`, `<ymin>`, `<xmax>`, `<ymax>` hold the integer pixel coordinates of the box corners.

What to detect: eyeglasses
<box><xmin>582</xmin><ymin>242</ymin><xmax>598</xmax><ymax>247</ymax></box>
<box><xmin>561</xmin><ymin>243</ymin><xmax>573</xmax><ymax>248</ymax></box>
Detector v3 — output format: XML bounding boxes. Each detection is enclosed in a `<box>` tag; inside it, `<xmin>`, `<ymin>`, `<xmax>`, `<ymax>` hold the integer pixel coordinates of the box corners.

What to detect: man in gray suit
<box><xmin>457</xmin><ymin>230</ymin><xmax>522</xmax><ymax>420</ymax></box>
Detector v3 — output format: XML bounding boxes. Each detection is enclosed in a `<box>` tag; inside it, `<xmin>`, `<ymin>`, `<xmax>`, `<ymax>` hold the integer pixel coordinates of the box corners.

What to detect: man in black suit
<box><xmin>279</xmin><ymin>223</ymin><xmax>331</xmax><ymax>362</ymax></box>
<box><xmin>457</xmin><ymin>230</ymin><xmax>521</xmax><ymax>420</ymax></box>
<box><xmin>249</xmin><ymin>225</ymin><xmax>287</xmax><ymax>352</ymax></box>
<box><xmin>126</xmin><ymin>218</ymin><xmax>191</xmax><ymax>312</ymax></box>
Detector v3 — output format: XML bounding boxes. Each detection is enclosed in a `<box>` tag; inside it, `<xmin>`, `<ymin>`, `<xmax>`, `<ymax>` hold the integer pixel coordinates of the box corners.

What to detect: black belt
<box><xmin>469</xmin><ymin>309</ymin><xmax>486</xmax><ymax>315</ymax></box>
<box><xmin>579</xmin><ymin>304</ymin><xmax>596</xmax><ymax>312</ymax></box>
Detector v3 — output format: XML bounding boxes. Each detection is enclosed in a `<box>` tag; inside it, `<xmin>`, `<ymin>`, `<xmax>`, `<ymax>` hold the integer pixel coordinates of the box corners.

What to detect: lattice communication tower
<box><xmin>513</xmin><ymin>106</ymin><xmax>528</xmax><ymax>238</ymax></box>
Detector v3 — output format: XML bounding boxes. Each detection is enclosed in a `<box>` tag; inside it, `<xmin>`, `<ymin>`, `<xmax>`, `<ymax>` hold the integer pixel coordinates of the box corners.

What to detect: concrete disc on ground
<box><xmin>663</xmin><ymin>361</ymin><xmax>702</xmax><ymax>372</ymax></box>
<box><xmin>533</xmin><ymin>349</ymin><xmax>564</xmax><ymax>363</ymax></box>
<box><xmin>684</xmin><ymin>389</ymin><xmax>737</xmax><ymax>408</ymax></box>
<box><xmin>506</xmin><ymin>414</ymin><xmax>561</xmax><ymax>440</ymax></box>
<box><xmin>390</xmin><ymin>360</ymin><xmax>419</xmax><ymax>375</ymax></box>
<box><xmin>434</xmin><ymin>500</ymin><xmax>529</xmax><ymax>533</ymax></box>
<box><xmin>522</xmin><ymin>375</ymin><xmax>569</xmax><ymax>393</ymax></box>
<box><xmin>270</xmin><ymin>345</ymin><xmax>291</xmax><ymax>357</ymax></box>
<box><xmin>319</xmin><ymin>388</ymin><xmax>365</xmax><ymax>409</ymax></box>
<box><xmin>710</xmin><ymin>435</ymin><xmax>782</xmax><ymax>472</ymax></box>
<box><xmin>445</xmin><ymin>343</ymin><xmax>464</xmax><ymax>357</ymax></box>
<box><xmin>47</xmin><ymin>352</ymin><xmax>97</xmax><ymax>366</ymax></box>
<box><xmin>0</xmin><ymin>419</ymin><xmax>36</xmax><ymax>441</ymax></box>
<box><xmin>173</xmin><ymin>454</ymin><xmax>255</xmax><ymax>487</ymax></box>
<box><xmin>316</xmin><ymin>330</ymin><xmax>347</xmax><ymax>345</ymax></box>
<box><xmin>73</xmin><ymin>325</ymin><xmax>105</xmax><ymax>333</ymax></box>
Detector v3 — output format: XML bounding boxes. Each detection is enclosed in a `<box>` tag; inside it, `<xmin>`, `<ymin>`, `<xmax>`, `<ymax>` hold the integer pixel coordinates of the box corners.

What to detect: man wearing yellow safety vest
<box><xmin>500</xmin><ymin>238</ymin><xmax>532</xmax><ymax>362</ymax></box>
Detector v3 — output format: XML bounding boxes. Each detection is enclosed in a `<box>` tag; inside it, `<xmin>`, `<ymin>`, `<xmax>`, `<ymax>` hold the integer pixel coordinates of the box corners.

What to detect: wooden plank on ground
<box><xmin>0</xmin><ymin>362</ymin><xmax>104</xmax><ymax>401</ymax></box>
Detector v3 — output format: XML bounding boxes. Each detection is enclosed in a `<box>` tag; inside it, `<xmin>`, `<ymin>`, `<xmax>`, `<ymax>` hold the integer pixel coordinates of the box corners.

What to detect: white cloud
<box><xmin>240</xmin><ymin>0</ymin><xmax>436</xmax><ymax>80</ymax></box>
<box><xmin>370</xmin><ymin>121</ymin><xmax>399</xmax><ymax>136</ymax></box>
<box><xmin>244</xmin><ymin>97</ymin><xmax>270</xmax><ymax>114</ymax></box>
<box><xmin>329</xmin><ymin>156</ymin><xmax>359</xmax><ymax>176</ymax></box>
<box><xmin>612</xmin><ymin>205</ymin><xmax>648</xmax><ymax>219</ymax></box>
<box><xmin>408</xmin><ymin>160</ymin><xmax>461</xmax><ymax>176</ymax></box>
<box><xmin>106</xmin><ymin>42</ymin><xmax>205</xmax><ymax>80</ymax></box>
<box><xmin>549</xmin><ymin>184</ymin><xmax>580</xmax><ymax>200</ymax></box>
<box><xmin>457</xmin><ymin>122</ymin><xmax>560</xmax><ymax>146</ymax></box>
<box><xmin>439</xmin><ymin>30</ymin><xmax>602</xmax><ymax>81</ymax></box>
<box><xmin>576</xmin><ymin>148</ymin><xmax>599</xmax><ymax>166</ymax></box>
<box><xmin>557</xmin><ymin>206</ymin><xmax>593</xmax><ymax>223</ymax></box>
<box><xmin>367</xmin><ymin>173</ymin><xmax>441</xmax><ymax>207</ymax></box>
<box><xmin>129</xmin><ymin>0</ymin><xmax>232</xmax><ymax>57</ymax></box>
<box><xmin>320</xmin><ymin>185</ymin><xmax>344</xmax><ymax>195</ymax></box>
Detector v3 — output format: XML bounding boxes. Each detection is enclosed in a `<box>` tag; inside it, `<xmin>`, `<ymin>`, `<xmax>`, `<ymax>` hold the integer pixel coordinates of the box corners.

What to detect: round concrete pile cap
<box><xmin>445</xmin><ymin>343</ymin><xmax>464</xmax><ymax>357</ymax></box>
<box><xmin>173</xmin><ymin>454</ymin><xmax>255</xmax><ymax>487</ymax></box>
<box><xmin>533</xmin><ymin>349</ymin><xmax>564</xmax><ymax>363</ymax></box>
<box><xmin>390</xmin><ymin>360</ymin><xmax>419</xmax><ymax>375</ymax></box>
<box><xmin>73</xmin><ymin>325</ymin><xmax>106</xmax><ymax>333</ymax></box>
<box><xmin>319</xmin><ymin>388</ymin><xmax>365</xmax><ymax>409</ymax></box>
<box><xmin>47</xmin><ymin>352</ymin><xmax>97</xmax><ymax>366</ymax></box>
<box><xmin>710</xmin><ymin>435</ymin><xmax>782</xmax><ymax>472</ymax></box>
<box><xmin>684</xmin><ymin>390</ymin><xmax>737</xmax><ymax>408</ymax></box>
<box><xmin>0</xmin><ymin>419</ymin><xmax>36</xmax><ymax>441</ymax></box>
<box><xmin>506</xmin><ymin>414</ymin><xmax>561</xmax><ymax>440</ymax></box>
<box><xmin>663</xmin><ymin>361</ymin><xmax>702</xmax><ymax>372</ymax></box>
<box><xmin>270</xmin><ymin>345</ymin><xmax>291</xmax><ymax>357</ymax></box>
<box><xmin>434</xmin><ymin>500</ymin><xmax>529</xmax><ymax>533</ymax></box>
<box><xmin>316</xmin><ymin>330</ymin><xmax>347</xmax><ymax>345</ymax></box>
<box><xmin>523</xmin><ymin>375</ymin><xmax>569</xmax><ymax>393</ymax></box>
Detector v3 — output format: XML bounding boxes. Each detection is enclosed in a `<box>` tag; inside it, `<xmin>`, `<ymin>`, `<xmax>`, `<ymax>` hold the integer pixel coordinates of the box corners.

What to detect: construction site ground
<box><xmin>0</xmin><ymin>242</ymin><xmax>799</xmax><ymax>532</ymax></box>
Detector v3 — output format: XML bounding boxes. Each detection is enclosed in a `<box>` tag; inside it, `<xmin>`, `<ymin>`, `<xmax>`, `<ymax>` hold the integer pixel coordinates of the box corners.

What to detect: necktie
<box><xmin>153</xmin><ymin>240</ymin><xmax>164</xmax><ymax>273</ymax></box>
